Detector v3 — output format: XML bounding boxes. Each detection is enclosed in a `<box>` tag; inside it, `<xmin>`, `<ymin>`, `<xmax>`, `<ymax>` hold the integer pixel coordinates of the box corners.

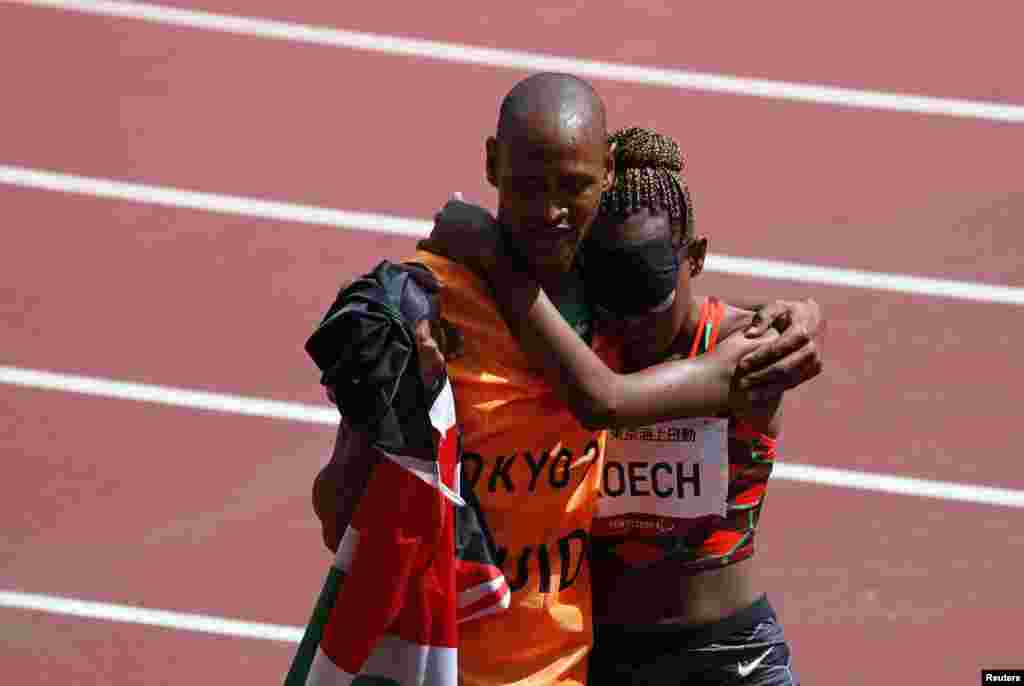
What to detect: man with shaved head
<box><xmin>487</xmin><ymin>73</ymin><xmax>613</xmax><ymax>303</ymax></box>
<box><xmin>315</xmin><ymin>73</ymin><xmax>826</xmax><ymax>686</ymax></box>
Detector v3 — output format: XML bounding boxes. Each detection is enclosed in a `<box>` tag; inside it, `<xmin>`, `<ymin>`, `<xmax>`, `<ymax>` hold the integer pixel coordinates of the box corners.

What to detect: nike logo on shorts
<box><xmin>737</xmin><ymin>647</ymin><xmax>774</xmax><ymax>677</ymax></box>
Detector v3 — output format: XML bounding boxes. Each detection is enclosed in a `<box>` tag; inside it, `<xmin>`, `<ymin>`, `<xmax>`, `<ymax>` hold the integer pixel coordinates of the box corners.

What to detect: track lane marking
<box><xmin>4</xmin><ymin>164</ymin><xmax>1023</xmax><ymax>304</ymax></box>
<box><xmin>4</xmin><ymin>364</ymin><xmax>1024</xmax><ymax>508</ymax></box>
<box><xmin>0</xmin><ymin>590</ymin><xmax>304</xmax><ymax>643</ymax></box>
<box><xmin>10</xmin><ymin>0</ymin><xmax>1024</xmax><ymax>123</ymax></box>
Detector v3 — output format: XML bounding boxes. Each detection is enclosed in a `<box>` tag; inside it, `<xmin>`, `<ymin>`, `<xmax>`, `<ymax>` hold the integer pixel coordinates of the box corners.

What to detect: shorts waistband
<box><xmin>593</xmin><ymin>594</ymin><xmax>775</xmax><ymax>651</ymax></box>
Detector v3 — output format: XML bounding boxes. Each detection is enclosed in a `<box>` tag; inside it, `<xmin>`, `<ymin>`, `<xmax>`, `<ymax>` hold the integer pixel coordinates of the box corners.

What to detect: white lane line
<box><xmin>0</xmin><ymin>365</ymin><xmax>339</xmax><ymax>426</ymax></box>
<box><xmin>772</xmin><ymin>463</ymin><xmax>1024</xmax><ymax>509</ymax></box>
<box><xmin>707</xmin><ymin>255</ymin><xmax>1024</xmax><ymax>305</ymax></box>
<box><xmin>4</xmin><ymin>163</ymin><xmax>1024</xmax><ymax>305</ymax></box>
<box><xmin>12</xmin><ymin>0</ymin><xmax>1024</xmax><ymax>124</ymax></box>
<box><xmin>4</xmin><ymin>364</ymin><xmax>1024</xmax><ymax>509</ymax></box>
<box><xmin>0</xmin><ymin>164</ymin><xmax>428</xmax><ymax>237</ymax></box>
<box><xmin>0</xmin><ymin>590</ymin><xmax>304</xmax><ymax>643</ymax></box>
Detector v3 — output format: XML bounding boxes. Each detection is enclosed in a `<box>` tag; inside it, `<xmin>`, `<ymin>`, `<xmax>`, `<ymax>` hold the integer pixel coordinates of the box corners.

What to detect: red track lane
<box><xmin>756</xmin><ymin>482</ymin><xmax>1024</xmax><ymax>685</ymax></box>
<box><xmin>1</xmin><ymin>610</ymin><xmax>295</xmax><ymax>685</ymax></box>
<box><xmin>0</xmin><ymin>187</ymin><xmax>415</xmax><ymax>405</ymax></box>
<box><xmin>3</xmin><ymin>390</ymin><xmax>1023</xmax><ymax>685</ymax></box>
<box><xmin>1</xmin><ymin>387</ymin><xmax>332</xmax><ymax>624</ymax></box>
<box><xmin>4</xmin><ymin>187</ymin><xmax>1024</xmax><ymax>489</ymax></box>
<box><xmin>3</xmin><ymin>6</ymin><xmax>1024</xmax><ymax>286</ymax></box>
<box><xmin>139</xmin><ymin>0</ymin><xmax>1024</xmax><ymax>105</ymax></box>
<box><xmin>4</xmin><ymin>4</ymin><xmax>1024</xmax><ymax>686</ymax></box>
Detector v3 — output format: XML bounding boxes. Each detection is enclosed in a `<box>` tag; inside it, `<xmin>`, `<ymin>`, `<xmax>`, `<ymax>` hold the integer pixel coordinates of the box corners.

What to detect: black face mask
<box><xmin>582</xmin><ymin>231</ymin><xmax>680</xmax><ymax>317</ymax></box>
<box><xmin>305</xmin><ymin>260</ymin><xmax>443</xmax><ymax>459</ymax></box>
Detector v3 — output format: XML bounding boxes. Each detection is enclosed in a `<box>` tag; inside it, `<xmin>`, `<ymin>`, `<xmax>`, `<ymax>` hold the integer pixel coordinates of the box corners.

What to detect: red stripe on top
<box><xmin>683</xmin><ymin>296</ymin><xmax>725</xmax><ymax>357</ymax></box>
<box><xmin>455</xmin><ymin>559</ymin><xmax>505</xmax><ymax>589</ymax></box>
<box><xmin>456</xmin><ymin>577</ymin><xmax>510</xmax><ymax>623</ymax></box>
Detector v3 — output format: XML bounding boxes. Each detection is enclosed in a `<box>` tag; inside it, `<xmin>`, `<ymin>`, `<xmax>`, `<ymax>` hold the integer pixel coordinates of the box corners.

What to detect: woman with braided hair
<box><xmin>601</xmin><ymin>126</ymin><xmax>693</xmax><ymax>220</ymax></box>
<box><xmin>582</xmin><ymin>127</ymin><xmax>799</xmax><ymax>685</ymax></box>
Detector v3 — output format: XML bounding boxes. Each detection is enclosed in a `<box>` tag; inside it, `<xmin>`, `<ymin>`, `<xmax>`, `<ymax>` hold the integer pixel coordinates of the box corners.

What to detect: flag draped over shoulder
<box><xmin>305</xmin><ymin>261</ymin><xmax>442</xmax><ymax>461</ymax></box>
<box><xmin>286</xmin><ymin>261</ymin><xmax>508</xmax><ymax>686</ymax></box>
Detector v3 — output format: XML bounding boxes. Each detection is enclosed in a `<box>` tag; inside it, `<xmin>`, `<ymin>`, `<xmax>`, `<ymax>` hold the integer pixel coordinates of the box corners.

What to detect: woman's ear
<box><xmin>688</xmin><ymin>237</ymin><xmax>708</xmax><ymax>277</ymax></box>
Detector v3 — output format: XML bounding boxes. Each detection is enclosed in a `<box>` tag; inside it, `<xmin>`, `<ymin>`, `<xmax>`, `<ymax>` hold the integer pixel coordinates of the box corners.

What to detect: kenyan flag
<box><xmin>284</xmin><ymin>380</ymin><xmax>508</xmax><ymax>686</ymax></box>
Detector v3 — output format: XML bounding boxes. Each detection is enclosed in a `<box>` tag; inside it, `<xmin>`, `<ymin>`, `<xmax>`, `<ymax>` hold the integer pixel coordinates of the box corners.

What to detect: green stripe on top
<box><xmin>283</xmin><ymin>565</ymin><xmax>344</xmax><ymax>686</ymax></box>
<box><xmin>700</xmin><ymin>318</ymin><xmax>713</xmax><ymax>355</ymax></box>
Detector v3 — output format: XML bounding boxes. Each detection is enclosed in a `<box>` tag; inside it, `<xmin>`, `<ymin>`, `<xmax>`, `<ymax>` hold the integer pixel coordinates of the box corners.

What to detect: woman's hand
<box><xmin>716</xmin><ymin>326</ymin><xmax>784</xmax><ymax>420</ymax></box>
<box><xmin>736</xmin><ymin>298</ymin><xmax>825</xmax><ymax>393</ymax></box>
<box><xmin>416</xmin><ymin>195</ymin><xmax>502</xmax><ymax>278</ymax></box>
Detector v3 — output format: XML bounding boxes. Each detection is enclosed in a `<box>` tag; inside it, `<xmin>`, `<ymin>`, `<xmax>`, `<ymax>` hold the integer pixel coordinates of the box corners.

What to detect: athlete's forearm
<box><xmin>599</xmin><ymin>352</ymin><xmax>737</xmax><ymax>429</ymax></box>
<box><xmin>486</xmin><ymin>260</ymin><xmax>619</xmax><ymax>427</ymax></box>
<box><xmin>487</xmin><ymin>261</ymin><xmax>737</xmax><ymax>429</ymax></box>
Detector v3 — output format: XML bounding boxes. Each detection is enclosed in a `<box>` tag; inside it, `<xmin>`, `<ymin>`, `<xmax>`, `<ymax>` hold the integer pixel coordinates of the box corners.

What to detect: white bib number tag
<box><xmin>596</xmin><ymin>417</ymin><xmax>729</xmax><ymax>535</ymax></box>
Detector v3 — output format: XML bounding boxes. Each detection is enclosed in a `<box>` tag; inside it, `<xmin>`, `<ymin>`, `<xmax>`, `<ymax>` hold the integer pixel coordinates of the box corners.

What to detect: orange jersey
<box><xmin>413</xmin><ymin>252</ymin><xmax>608</xmax><ymax>686</ymax></box>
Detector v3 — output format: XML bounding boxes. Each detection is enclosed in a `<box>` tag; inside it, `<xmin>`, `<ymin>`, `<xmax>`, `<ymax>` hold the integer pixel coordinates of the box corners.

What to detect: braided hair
<box><xmin>599</xmin><ymin>127</ymin><xmax>695</xmax><ymax>247</ymax></box>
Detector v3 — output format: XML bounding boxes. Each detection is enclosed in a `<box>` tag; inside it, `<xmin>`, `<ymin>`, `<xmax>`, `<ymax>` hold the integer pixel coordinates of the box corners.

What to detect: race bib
<box><xmin>595</xmin><ymin>417</ymin><xmax>729</xmax><ymax>537</ymax></box>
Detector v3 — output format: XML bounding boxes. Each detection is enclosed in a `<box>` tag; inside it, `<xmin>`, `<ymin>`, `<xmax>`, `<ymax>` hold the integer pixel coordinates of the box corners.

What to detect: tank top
<box><xmin>592</xmin><ymin>297</ymin><xmax>778</xmax><ymax>573</ymax></box>
<box><xmin>414</xmin><ymin>251</ymin><xmax>608</xmax><ymax>686</ymax></box>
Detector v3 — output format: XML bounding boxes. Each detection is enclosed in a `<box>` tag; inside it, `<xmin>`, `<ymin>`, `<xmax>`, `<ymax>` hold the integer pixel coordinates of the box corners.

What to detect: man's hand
<box><xmin>736</xmin><ymin>299</ymin><xmax>825</xmax><ymax>393</ymax></box>
<box><xmin>313</xmin><ymin>422</ymin><xmax>379</xmax><ymax>554</ymax></box>
<box><xmin>312</xmin><ymin>465</ymin><xmax>342</xmax><ymax>553</ymax></box>
<box><xmin>416</xmin><ymin>195</ymin><xmax>501</xmax><ymax>277</ymax></box>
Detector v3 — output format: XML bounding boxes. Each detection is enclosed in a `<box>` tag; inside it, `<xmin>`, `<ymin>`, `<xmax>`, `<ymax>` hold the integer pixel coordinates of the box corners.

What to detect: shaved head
<box><xmin>496</xmin><ymin>72</ymin><xmax>607</xmax><ymax>146</ymax></box>
<box><xmin>487</xmin><ymin>73</ymin><xmax>614</xmax><ymax>292</ymax></box>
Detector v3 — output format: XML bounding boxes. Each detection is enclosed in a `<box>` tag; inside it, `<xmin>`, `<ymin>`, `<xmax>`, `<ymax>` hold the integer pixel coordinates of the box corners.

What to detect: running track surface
<box><xmin>2</xmin><ymin>3</ymin><xmax>1022</xmax><ymax>684</ymax></box>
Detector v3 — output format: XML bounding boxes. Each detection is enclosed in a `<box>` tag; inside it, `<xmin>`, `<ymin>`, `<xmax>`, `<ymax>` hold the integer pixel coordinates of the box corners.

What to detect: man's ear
<box><xmin>485</xmin><ymin>136</ymin><xmax>499</xmax><ymax>188</ymax></box>
<box><xmin>438</xmin><ymin>318</ymin><xmax>464</xmax><ymax>360</ymax></box>
<box><xmin>603</xmin><ymin>140</ymin><xmax>616</xmax><ymax>192</ymax></box>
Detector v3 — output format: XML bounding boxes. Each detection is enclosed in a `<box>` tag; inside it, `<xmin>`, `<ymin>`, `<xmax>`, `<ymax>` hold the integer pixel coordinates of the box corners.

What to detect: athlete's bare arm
<box><xmin>419</xmin><ymin>199</ymin><xmax>824</xmax><ymax>391</ymax></box>
<box><xmin>419</xmin><ymin>200</ymin><xmax>808</xmax><ymax>429</ymax></box>
<box><xmin>484</xmin><ymin>257</ymin><xmax>765</xmax><ymax>429</ymax></box>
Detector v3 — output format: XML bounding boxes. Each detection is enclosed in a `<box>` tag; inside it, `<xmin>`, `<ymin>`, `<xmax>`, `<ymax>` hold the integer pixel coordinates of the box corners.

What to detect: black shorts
<box><xmin>588</xmin><ymin>595</ymin><xmax>798</xmax><ymax>686</ymax></box>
